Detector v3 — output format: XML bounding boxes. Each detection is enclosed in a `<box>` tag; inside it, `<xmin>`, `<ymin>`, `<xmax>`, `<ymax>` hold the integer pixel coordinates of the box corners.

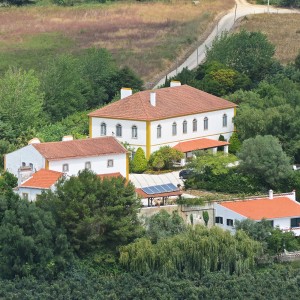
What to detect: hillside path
<box><xmin>154</xmin><ymin>0</ymin><xmax>299</xmax><ymax>88</ymax></box>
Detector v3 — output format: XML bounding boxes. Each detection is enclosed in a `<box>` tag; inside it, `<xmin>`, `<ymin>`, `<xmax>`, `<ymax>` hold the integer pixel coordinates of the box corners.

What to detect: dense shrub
<box><xmin>131</xmin><ymin>147</ymin><xmax>147</xmax><ymax>173</ymax></box>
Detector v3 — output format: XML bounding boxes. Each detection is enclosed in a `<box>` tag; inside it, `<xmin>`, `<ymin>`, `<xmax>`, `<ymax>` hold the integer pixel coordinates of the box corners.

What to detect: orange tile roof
<box><xmin>32</xmin><ymin>137</ymin><xmax>127</xmax><ymax>160</ymax></box>
<box><xmin>220</xmin><ymin>197</ymin><xmax>300</xmax><ymax>220</ymax></box>
<box><xmin>20</xmin><ymin>169</ymin><xmax>63</xmax><ymax>189</ymax></box>
<box><xmin>89</xmin><ymin>85</ymin><xmax>237</xmax><ymax>121</ymax></box>
<box><xmin>173</xmin><ymin>138</ymin><xmax>229</xmax><ymax>153</ymax></box>
<box><xmin>97</xmin><ymin>172</ymin><xmax>123</xmax><ymax>180</ymax></box>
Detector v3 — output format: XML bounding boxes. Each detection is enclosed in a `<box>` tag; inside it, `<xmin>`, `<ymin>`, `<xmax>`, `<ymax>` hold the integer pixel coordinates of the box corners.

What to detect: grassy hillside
<box><xmin>0</xmin><ymin>0</ymin><xmax>234</xmax><ymax>85</ymax></box>
<box><xmin>235</xmin><ymin>14</ymin><xmax>300</xmax><ymax>64</ymax></box>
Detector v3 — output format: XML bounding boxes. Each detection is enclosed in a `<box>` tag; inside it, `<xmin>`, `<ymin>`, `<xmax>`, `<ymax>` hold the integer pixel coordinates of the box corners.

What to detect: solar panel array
<box><xmin>141</xmin><ymin>183</ymin><xmax>178</xmax><ymax>195</ymax></box>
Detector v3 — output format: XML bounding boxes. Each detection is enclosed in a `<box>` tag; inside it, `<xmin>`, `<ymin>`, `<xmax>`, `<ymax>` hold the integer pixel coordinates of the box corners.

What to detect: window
<box><xmin>183</xmin><ymin>120</ymin><xmax>187</xmax><ymax>134</ymax></box>
<box><xmin>193</xmin><ymin>119</ymin><xmax>197</xmax><ymax>132</ymax></box>
<box><xmin>107</xmin><ymin>159</ymin><xmax>114</xmax><ymax>167</ymax></box>
<box><xmin>85</xmin><ymin>161</ymin><xmax>91</xmax><ymax>170</ymax></box>
<box><xmin>62</xmin><ymin>164</ymin><xmax>69</xmax><ymax>172</ymax></box>
<box><xmin>226</xmin><ymin>219</ymin><xmax>234</xmax><ymax>226</ymax></box>
<box><xmin>157</xmin><ymin>125</ymin><xmax>162</xmax><ymax>139</ymax></box>
<box><xmin>36</xmin><ymin>194</ymin><xmax>42</xmax><ymax>201</ymax></box>
<box><xmin>204</xmin><ymin>117</ymin><xmax>208</xmax><ymax>130</ymax></box>
<box><xmin>22</xmin><ymin>193</ymin><xmax>28</xmax><ymax>200</ymax></box>
<box><xmin>29</xmin><ymin>163</ymin><xmax>33</xmax><ymax>170</ymax></box>
<box><xmin>22</xmin><ymin>162</ymin><xmax>26</xmax><ymax>167</ymax></box>
<box><xmin>215</xmin><ymin>216</ymin><xmax>223</xmax><ymax>224</ymax></box>
<box><xmin>132</xmin><ymin>125</ymin><xmax>138</xmax><ymax>139</ymax></box>
<box><xmin>172</xmin><ymin>122</ymin><xmax>177</xmax><ymax>136</ymax></box>
<box><xmin>101</xmin><ymin>122</ymin><xmax>107</xmax><ymax>136</ymax></box>
<box><xmin>291</xmin><ymin>217</ymin><xmax>300</xmax><ymax>228</ymax></box>
<box><xmin>116</xmin><ymin>124</ymin><xmax>122</xmax><ymax>137</ymax></box>
<box><xmin>223</xmin><ymin>114</ymin><xmax>227</xmax><ymax>127</ymax></box>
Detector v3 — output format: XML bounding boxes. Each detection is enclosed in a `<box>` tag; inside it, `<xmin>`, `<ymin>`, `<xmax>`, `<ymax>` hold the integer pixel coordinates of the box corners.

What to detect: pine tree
<box><xmin>131</xmin><ymin>147</ymin><xmax>147</xmax><ymax>173</ymax></box>
<box><xmin>229</xmin><ymin>132</ymin><xmax>241</xmax><ymax>154</ymax></box>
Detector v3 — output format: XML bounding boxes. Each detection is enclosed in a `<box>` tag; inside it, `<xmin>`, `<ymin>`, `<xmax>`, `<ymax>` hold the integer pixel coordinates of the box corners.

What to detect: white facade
<box><xmin>214</xmin><ymin>193</ymin><xmax>300</xmax><ymax>236</ymax></box>
<box><xmin>6</xmin><ymin>145</ymin><xmax>127</xmax><ymax>179</ymax></box>
<box><xmin>17</xmin><ymin>186</ymin><xmax>55</xmax><ymax>202</ymax></box>
<box><xmin>150</xmin><ymin>108</ymin><xmax>234</xmax><ymax>152</ymax></box>
<box><xmin>91</xmin><ymin>118</ymin><xmax>147</xmax><ymax>153</ymax></box>
<box><xmin>5</xmin><ymin>145</ymin><xmax>45</xmax><ymax>177</ymax></box>
<box><xmin>49</xmin><ymin>154</ymin><xmax>127</xmax><ymax>178</ymax></box>
<box><xmin>90</xmin><ymin>108</ymin><xmax>235</xmax><ymax>155</ymax></box>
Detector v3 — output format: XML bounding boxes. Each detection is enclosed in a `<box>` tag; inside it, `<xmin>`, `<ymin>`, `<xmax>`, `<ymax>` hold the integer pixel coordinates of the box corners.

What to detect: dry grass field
<box><xmin>0</xmin><ymin>0</ymin><xmax>235</xmax><ymax>83</ymax></box>
<box><xmin>235</xmin><ymin>14</ymin><xmax>300</xmax><ymax>64</ymax></box>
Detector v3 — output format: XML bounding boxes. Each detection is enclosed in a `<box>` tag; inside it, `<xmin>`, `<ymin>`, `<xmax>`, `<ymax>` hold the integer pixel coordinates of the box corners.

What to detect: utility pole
<box><xmin>267</xmin><ymin>0</ymin><xmax>270</xmax><ymax>14</ymax></box>
<box><xmin>197</xmin><ymin>47</ymin><xmax>199</xmax><ymax>66</ymax></box>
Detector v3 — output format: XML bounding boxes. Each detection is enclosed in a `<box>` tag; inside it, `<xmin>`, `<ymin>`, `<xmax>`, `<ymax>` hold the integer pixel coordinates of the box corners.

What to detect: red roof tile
<box><xmin>89</xmin><ymin>85</ymin><xmax>237</xmax><ymax>121</ymax></box>
<box><xmin>220</xmin><ymin>197</ymin><xmax>300</xmax><ymax>220</ymax></box>
<box><xmin>20</xmin><ymin>169</ymin><xmax>63</xmax><ymax>189</ymax></box>
<box><xmin>32</xmin><ymin>137</ymin><xmax>127</xmax><ymax>160</ymax></box>
<box><xmin>173</xmin><ymin>138</ymin><xmax>229</xmax><ymax>153</ymax></box>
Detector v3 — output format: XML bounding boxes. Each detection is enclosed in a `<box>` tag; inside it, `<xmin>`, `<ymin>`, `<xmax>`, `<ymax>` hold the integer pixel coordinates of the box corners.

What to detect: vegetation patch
<box><xmin>235</xmin><ymin>14</ymin><xmax>300</xmax><ymax>65</ymax></box>
<box><xmin>0</xmin><ymin>0</ymin><xmax>235</xmax><ymax>81</ymax></box>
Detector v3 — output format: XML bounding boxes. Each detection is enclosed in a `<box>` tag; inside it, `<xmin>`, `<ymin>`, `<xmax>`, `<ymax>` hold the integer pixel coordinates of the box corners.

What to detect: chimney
<box><xmin>291</xmin><ymin>190</ymin><xmax>296</xmax><ymax>201</ymax></box>
<box><xmin>62</xmin><ymin>135</ymin><xmax>73</xmax><ymax>142</ymax></box>
<box><xmin>269</xmin><ymin>189</ymin><xmax>273</xmax><ymax>200</ymax></box>
<box><xmin>121</xmin><ymin>88</ymin><xmax>132</xmax><ymax>99</ymax></box>
<box><xmin>170</xmin><ymin>81</ymin><xmax>181</xmax><ymax>87</ymax></box>
<box><xmin>28</xmin><ymin>138</ymin><xmax>41</xmax><ymax>145</ymax></box>
<box><xmin>150</xmin><ymin>92</ymin><xmax>156</xmax><ymax>106</ymax></box>
<box><xmin>18</xmin><ymin>166</ymin><xmax>33</xmax><ymax>186</ymax></box>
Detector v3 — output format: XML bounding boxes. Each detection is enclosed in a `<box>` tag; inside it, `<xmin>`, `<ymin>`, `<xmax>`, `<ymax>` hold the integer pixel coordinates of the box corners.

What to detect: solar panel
<box><xmin>142</xmin><ymin>187</ymin><xmax>154</xmax><ymax>194</ymax></box>
<box><xmin>166</xmin><ymin>183</ymin><xmax>178</xmax><ymax>191</ymax></box>
<box><xmin>151</xmin><ymin>186</ymin><xmax>162</xmax><ymax>193</ymax></box>
<box><xmin>141</xmin><ymin>183</ymin><xmax>179</xmax><ymax>195</ymax></box>
<box><xmin>160</xmin><ymin>184</ymin><xmax>170</xmax><ymax>192</ymax></box>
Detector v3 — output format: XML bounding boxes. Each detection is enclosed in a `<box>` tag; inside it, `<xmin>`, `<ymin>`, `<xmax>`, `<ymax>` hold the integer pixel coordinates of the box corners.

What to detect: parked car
<box><xmin>179</xmin><ymin>169</ymin><xmax>193</xmax><ymax>179</ymax></box>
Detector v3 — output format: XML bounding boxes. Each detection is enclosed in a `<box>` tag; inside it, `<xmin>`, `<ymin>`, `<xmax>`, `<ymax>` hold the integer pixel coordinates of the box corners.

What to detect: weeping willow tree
<box><xmin>120</xmin><ymin>226</ymin><xmax>262</xmax><ymax>276</ymax></box>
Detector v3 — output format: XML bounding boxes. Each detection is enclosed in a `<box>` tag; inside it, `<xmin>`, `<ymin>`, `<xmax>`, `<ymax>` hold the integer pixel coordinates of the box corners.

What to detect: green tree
<box><xmin>202</xmin><ymin>211</ymin><xmax>209</xmax><ymax>226</ymax></box>
<box><xmin>237</xmin><ymin>135</ymin><xmax>292</xmax><ymax>188</ymax></box>
<box><xmin>120</xmin><ymin>226</ymin><xmax>262</xmax><ymax>275</ymax></box>
<box><xmin>145</xmin><ymin>210</ymin><xmax>186</xmax><ymax>243</ymax></box>
<box><xmin>188</xmin><ymin>151</ymin><xmax>238</xmax><ymax>176</ymax></box>
<box><xmin>37</xmin><ymin>110</ymin><xmax>89</xmax><ymax>142</ymax></box>
<box><xmin>81</xmin><ymin>48</ymin><xmax>118</xmax><ymax>108</ymax></box>
<box><xmin>197</xmin><ymin>62</ymin><xmax>251</xmax><ymax>96</ymax></box>
<box><xmin>206</xmin><ymin>30</ymin><xmax>275</xmax><ymax>82</ymax></box>
<box><xmin>149</xmin><ymin>146</ymin><xmax>183</xmax><ymax>170</ymax></box>
<box><xmin>131</xmin><ymin>147</ymin><xmax>147</xmax><ymax>173</ymax></box>
<box><xmin>38</xmin><ymin>170</ymin><xmax>143</xmax><ymax>255</ymax></box>
<box><xmin>0</xmin><ymin>192</ymin><xmax>72</xmax><ymax>279</ymax></box>
<box><xmin>0</xmin><ymin>68</ymin><xmax>44</xmax><ymax>135</ymax></box>
<box><xmin>42</xmin><ymin>54</ymin><xmax>90</xmax><ymax>121</ymax></box>
<box><xmin>228</xmin><ymin>132</ymin><xmax>241</xmax><ymax>154</ymax></box>
<box><xmin>111</xmin><ymin>66</ymin><xmax>144</xmax><ymax>93</ymax></box>
<box><xmin>295</xmin><ymin>52</ymin><xmax>300</xmax><ymax>70</ymax></box>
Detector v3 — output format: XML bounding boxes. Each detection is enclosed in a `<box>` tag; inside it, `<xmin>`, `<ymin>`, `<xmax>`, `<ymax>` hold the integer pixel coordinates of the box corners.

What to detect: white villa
<box><xmin>5</xmin><ymin>136</ymin><xmax>129</xmax><ymax>187</ymax></box>
<box><xmin>89</xmin><ymin>82</ymin><xmax>237</xmax><ymax>160</ymax></box>
<box><xmin>214</xmin><ymin>190</ymin><xmax>300</xmax><ymax>236</ymax></box>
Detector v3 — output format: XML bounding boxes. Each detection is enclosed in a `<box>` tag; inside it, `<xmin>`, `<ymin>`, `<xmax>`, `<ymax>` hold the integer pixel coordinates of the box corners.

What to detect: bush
<box><xmin>131</xmin><ymin>147</ymin><xmax>147</xmax><ymax>173</ymax></box>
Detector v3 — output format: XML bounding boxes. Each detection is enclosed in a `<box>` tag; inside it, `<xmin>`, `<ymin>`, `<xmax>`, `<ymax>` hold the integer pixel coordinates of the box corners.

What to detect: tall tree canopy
<box><xmin>0</xmin><ymin>191</ymin><xmax>72</xmax><ymax>279</ymax></box>
<box><xmin>38</xmin><ymin>170</ymin><xmax>143</xmax><ymax>255</ymax></box>
<box><xmin>0</xmin><ymin>68</ymin><xmax>43</xmax><ymax>135</ymax></box>
<box><xmin>237</xmin><ymin>135</ymin><xmax>292</xmax><ymax>188</ymax></box>
<box><xmin>120</xmin><ymin>226</ymin><xmax>262</xmax><ymax>275</ymax></box>
<box><xmin>205</xmin><ymin>30</ymin><xmax>275</xmax><ymax>82</ymax></box>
